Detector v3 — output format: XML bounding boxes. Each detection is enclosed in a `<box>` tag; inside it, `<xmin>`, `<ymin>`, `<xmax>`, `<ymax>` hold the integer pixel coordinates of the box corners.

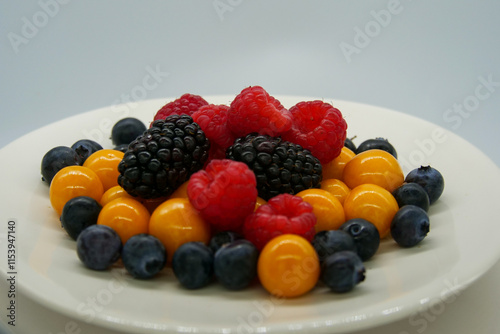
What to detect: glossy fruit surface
<box><xmin>149</xmin><ymin>198</ymin><xmax>212</xmax><ymax>263</ymax></box>
<box><xmin>254</xmin><ymin>197</ymin><xmax>267</xmax><ymax>211</ymax></box>
<box><xmin>258</xmin><ymin>234</ymin><xmax>320</xmax><ymax>298</ymax></box>
<box><xmin>169</xmin><ymin>181</ymin><xmax>189</xmax><ymax>199</ymax></box>
<box><xmin>320</xmin><ymin>179</ymin><xmax>351</xmax><ymax>205</ymax></box>
<box><xmin>321</xmin><ymin>251</ymin><xmax>365</xmax><ymax>293</ymax></box>
<box><xmin>83</xmin><ymin>149</ymin><xmax>124</xmax><ymax>191</ymax></box>
<box><xmin>342</xmin><ymin>149</ymin><xmax>404</xmax><ymax>193</ymax></box>
<box><xmin>60</xmin><ymin>196</ymin><xmax>102</xmax><ymax>240</ymax></box>
<box><xmin>172</xmin><ymin>242</ymin><xmax>214</xmax><ymax>289</ymax></box>
<box><xmin>50</xmin><ymin>166</ymin><xmax>104</xmax><ymax>216</ymax></box>
<box><xmin>122</xmin><ymin>234</ymin><xmax>167</xmax><ymax>279</ymax></box>
<box><xmin>226</xmin><ymin>133</ymin><xmax>323</xmax><ymax>200</ymax></box>
<box><xmin>97</xmin><ymin>197</ymin><xmax>150</xmax><ymax>244</ymax></box>
<box><xmin>76</xmin><ymin>225</ymin><xmax>122</xmax><ymax>271</ymax></box>
<box><xmin>214</xmin><ymin>240</ymin><xmax>259</xmax><ymax>290</ymax></box>
<box><xmin>296</xmin><ymin>189</ymin><xmax>345</xmax><ymax>232</ymax></box>
<box><xmin>343</xmin><ymin>184</ymin><xmax>399</xmax><ymax>238</ymax></box>
<box><xmin>118</xmin><ymin>115</ymin><xmax>210</xmax><ymax>199</ymax></box>
<box><xmin>100</xmin><ymin>186</ymin><xmax>133</xmax><ymax>207</ymax></box>
<box><xmin>322</xmin><ymin>146</ymin><xmax>355</xmax><ymax>180</ymax></box>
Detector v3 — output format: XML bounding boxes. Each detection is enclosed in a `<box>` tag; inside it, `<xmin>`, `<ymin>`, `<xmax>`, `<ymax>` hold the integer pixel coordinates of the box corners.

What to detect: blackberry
<box><xmin>117</xmin><ymin>115</ymin><xmax>210</xmax><ymax>199</ymax></box>
<box><xmin>226</xmin><ymin>133</ymin><xmax>322</xmax><ymax>200</ymax></box>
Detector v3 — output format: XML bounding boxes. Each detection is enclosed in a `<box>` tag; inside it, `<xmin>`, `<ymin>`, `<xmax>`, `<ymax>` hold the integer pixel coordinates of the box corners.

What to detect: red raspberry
<box><xmin>192</xmin><ymin>104</ymin><xmax>236</xmax><ymax>149</ymax></box>
<box><xmin>153</xmin><ymin>93</ymin><xmax>208</xmax><ymax>121</ymax></box>
<box><xmin>282</xmin><ymin>100</ymin><xmax>347</xmax><ymax>164</ymax></box>
<box><xmin>243</xmin><ymin>194</ymin><xmax>316</xmax><ymax>250</ymax></box>
<box><xmin>227</xmin><ymin>86</ymin><xmax>293</xmax><ymax>138</ymax></box>
<box><xmin>187</xmin><ymin>159</ymin><xmax>258</xmax><ymax>231</ymax></box>
<box><xmin>206</xmin><ymin>143</ymin><xmax>227</xmax><ymax>165</ymax></box>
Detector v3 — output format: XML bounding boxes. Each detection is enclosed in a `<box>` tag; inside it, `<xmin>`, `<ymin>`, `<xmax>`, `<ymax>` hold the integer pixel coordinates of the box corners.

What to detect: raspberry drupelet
<box><xmin>283</xmin><ymin>100</ymin><xmax>347</xmax><ymax>164</ymax></box>
<box><xmin>153</xmin><ymin>93</ymin><xmax>208</xmax><ymax>121</ymax></box>
<box><xmin>243</xmin><ymin>194</ymin><xmax>317</xmax><ymax>251</ymax></box>
<box><xmin>187</xmin><ymin>159</ymin><xmax>258</xmax><ymax>232</ymax></box>
<box><xmin>227</xmin><ymin>86</ymin><xmax>293</xmax><ymax>138</ymax></box>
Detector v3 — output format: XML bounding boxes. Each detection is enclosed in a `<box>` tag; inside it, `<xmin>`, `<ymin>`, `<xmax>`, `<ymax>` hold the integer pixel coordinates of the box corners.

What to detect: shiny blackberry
<box><xmin>117</xmin><ymin>115</ymin><xmax>210</xmax><ymax>199</ymax></box>
<box><xmin>226</xmin><ymin>133</ymin><xmax>322</xmax><ymax>200</ymax></box>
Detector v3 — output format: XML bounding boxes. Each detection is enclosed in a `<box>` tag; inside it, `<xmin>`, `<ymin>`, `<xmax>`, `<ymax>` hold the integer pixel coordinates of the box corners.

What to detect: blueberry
<box><xmin>114</xmin><ymin>144</ymin><xmax>130</xmax><ymax>153</ymax></box>
<box><xmin>172</xmin><ymin>242</ymin><xmax>214</xmax><ymax>289</ymax></box>
<box><xmin>356</xmin><ymin>138</ymin><xmax>397</xmax><ymax>158</ymax></box>
<box><xmin>71</xmin><ymin>139</ymin><xmax>103</xmax><ymax>164</ymax></box>
<box><xmin>209</xmin><ymin>231</ymin><xmax>243</xmax><ymax>253</ymax></box>
<box><xmin>391</xmin><ymin>205</ymin><xmax>430</xmax><ymax>247</ymax></box>
<box><xmin>111</xmin><ymin>118</ymin><xmax>147</xmax><ymax>146</ymax></box>
<box><xmin>405</xmin><ymin>166</ymin><xmax>444</xmax><ymax>205</ymax></box>
<box><xmin>214</xmin><ymin>240</ymin><xmax>259</xmax><ymax>290</ymax></box>
<box><xmin>41</xmin><ymin>146</ymin><xmax>80</xmax><ymax>184</ymax></box>
<box><xmin>339</xmin><ymin>219</ymin><xmax>380</xmax><ymax>261</ymax></box>
<box><xmin>312</xmin><ymin>230</ymin><xmax>357</xmax><ymax>263</ymax></box>
<box><xmin>76</xmin><ymin>225</ymin><xmax>122</xmax><ymax>270</ymax></box>
<box><xmin>122</xmin><ymin>234</ymin><xmax>167</xmax><ymax>279</ymax></box>
<box><xmin>344</xmin><ymin>137</ymin><xmax>357</xmax><ymax>152</ymax></box>
<box><xmin>392</xmin><ymin>183</ymin><xmax>430</xmax><ymax>212</ymax></box>
<box><xmin>321</xmin><ymin>251</ymin><xmax>365</xmax><ymax>293</ymax></box>
<box><xmin>60</xmin><ymin>196</ymin><xmax>102</xmax><ymax>240</ymax></box>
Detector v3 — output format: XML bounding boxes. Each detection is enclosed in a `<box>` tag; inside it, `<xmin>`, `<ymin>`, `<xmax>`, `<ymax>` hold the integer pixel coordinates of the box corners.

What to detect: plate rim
<box><xmin>2</xmin><ymin>95</ymin><xmax>500</xmax><ymax>334</ymax></box>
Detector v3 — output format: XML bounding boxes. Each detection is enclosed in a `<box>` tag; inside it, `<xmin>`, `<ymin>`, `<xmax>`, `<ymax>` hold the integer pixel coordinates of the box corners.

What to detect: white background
<box><xmin>1</xmin><ymin>1</ymin><xmax>499</xmax><ymax>333</ymax></box>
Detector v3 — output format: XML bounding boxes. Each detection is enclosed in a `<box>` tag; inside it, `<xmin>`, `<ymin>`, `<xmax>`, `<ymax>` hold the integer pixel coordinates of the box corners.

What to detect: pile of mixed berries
<box><xmin>41</xmin><ymin>86</ymin><xmax>445</xmax><ymax>297</ymax></box>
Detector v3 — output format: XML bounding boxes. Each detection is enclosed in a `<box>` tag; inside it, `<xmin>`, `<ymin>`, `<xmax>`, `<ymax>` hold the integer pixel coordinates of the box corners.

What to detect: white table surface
<box><xmin>1</xmin><ymin>1</ymin><xmax>499</xmax><ymax>333</ymax></box>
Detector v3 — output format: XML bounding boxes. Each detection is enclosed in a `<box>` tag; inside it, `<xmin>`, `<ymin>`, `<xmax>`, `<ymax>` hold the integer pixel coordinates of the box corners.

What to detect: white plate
<box><xmin>1</xmin><ymin>96</ymin><xmax>500</xmax><ymax>334</ymax></box>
